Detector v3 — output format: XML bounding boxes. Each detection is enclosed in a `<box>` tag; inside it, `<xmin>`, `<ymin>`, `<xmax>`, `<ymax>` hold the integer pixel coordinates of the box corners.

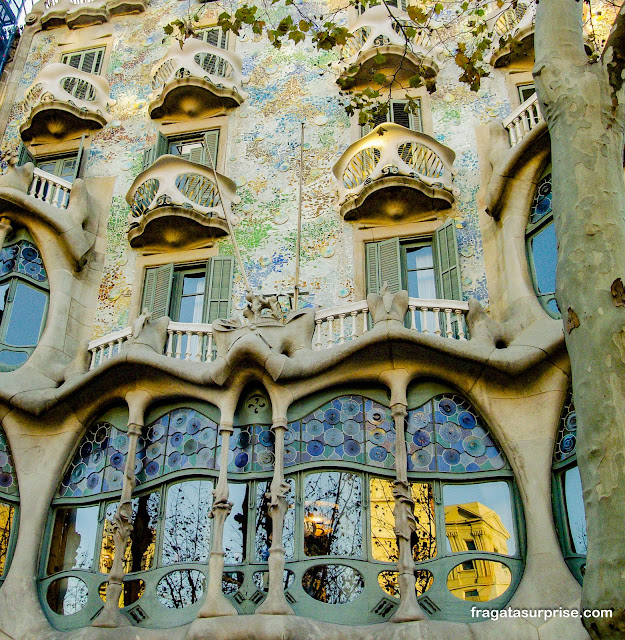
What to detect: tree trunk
<box><xmin>534</xmin><ymin>1</ymin><xmax>625</xmax><ymax>637</ymax></box>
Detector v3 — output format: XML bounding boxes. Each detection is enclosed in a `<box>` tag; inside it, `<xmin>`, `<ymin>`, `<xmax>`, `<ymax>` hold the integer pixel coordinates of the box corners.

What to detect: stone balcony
<box><xmin>486</xmin><ymin>0</ymin><xmax>534</xmax><ymax>66</ymax></box>
<box><xmin>126</xmin><ymin>154</ymin><xmax>239</xmax><ymax>252</ymax></box>
<box><xmin>20</xmin><ymin>63</ymin><xmax>115</xmax><ymax>143</ymax></box>
<box><xmin>336</xmin><ymin>4</ymin><xmax>439</xmax><ymax>91</ymax></box>
<box><xmin>503</xmin><ymin>92</ymin><xmax>543</xmax><ymax>147</ymax></box>
<box><xmin>35</xmin><ymin>0</ymin><xmax>147</xmax><ymax>29</ymax></box>
<box><xmin>332</xmin><ymin>123</ymin><xmax>456</xmax><ymax>224</ymax></box>
<box><xmin>148</xmin><ymin>39</ymin><xmax>248</xmax><ymax>120</ymax></box>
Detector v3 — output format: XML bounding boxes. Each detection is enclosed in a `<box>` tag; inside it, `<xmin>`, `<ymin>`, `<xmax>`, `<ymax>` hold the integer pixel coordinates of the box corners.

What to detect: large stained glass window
<box><xmin>552</xmin><ymin>390</ymin><xmax>586</xmax><ymax>584</ymax></box>
<box><xmin>0</xmin><ymin>428</ymin><xmax>18</xmax><ymax>584</ymax></box>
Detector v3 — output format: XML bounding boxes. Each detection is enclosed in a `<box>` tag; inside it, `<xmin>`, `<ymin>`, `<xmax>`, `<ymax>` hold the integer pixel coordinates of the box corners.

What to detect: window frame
<box><xmin>60</xmin><ymin>46</ymin><xmax>106</xmax><ymax>75</ymax></box>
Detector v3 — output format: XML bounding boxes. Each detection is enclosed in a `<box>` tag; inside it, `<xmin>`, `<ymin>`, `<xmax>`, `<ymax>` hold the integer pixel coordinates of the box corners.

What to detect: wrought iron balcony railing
<box><xmin>125</xmin><ymin>154</ymin><xmax>239</xmax><ymax>251</ymax></box>
<box><xmin>332</xmin><ymin>123</ymin><xmax>456</xmax><ymax>222</ymax></box>
<box><xmin>148</xmin><ymin>39</ymin><xmax>248</xmax><ymax>119</ymax></box>
<box><xmin>20</xmin><ymin>63</ymin><xmax>115</xmax><ymax>142</ymax></box>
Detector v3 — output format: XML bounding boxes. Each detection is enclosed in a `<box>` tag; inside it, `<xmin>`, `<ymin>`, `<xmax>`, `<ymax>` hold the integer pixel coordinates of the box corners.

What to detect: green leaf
<box><xmin>374</xmin><ymin>52</ymin><xmax>386</xmax><ymax>64</ymax></box>
<box><xmin>373</xmin><ymin>72</ymin><xmax>387</xmax><ymax>84</ymax></box>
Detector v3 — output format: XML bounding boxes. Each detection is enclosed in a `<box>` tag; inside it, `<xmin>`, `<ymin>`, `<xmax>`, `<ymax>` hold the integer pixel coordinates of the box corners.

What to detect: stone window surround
<box><xmin>352</xmin><ymin>217</ymin><xmax>445</xmax><ymax>299</ymax></box>
<box><xmin>54</xmin><ymin>26</ymin><xmax>114</xmax><ymax>78</ymax></box>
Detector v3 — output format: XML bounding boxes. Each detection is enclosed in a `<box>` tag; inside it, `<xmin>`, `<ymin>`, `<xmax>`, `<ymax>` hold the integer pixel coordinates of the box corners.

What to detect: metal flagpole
<box><xmin>294</xmin><ymin>122</ymin><xmax>304</xmax><ymax>310</ymax></box>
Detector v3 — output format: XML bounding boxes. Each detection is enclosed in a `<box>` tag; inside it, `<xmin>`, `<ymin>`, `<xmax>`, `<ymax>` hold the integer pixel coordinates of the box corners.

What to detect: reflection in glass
<box><xmin>443</xmin><ymin>482</ymin><xmax>516</xmax><ymax>556</ymax></box>
<box><xmin>47</xmin><ymin>506</ymin><xmax>99</xmax><ymax>574</ymax></box>
<box><xmin>222</xmin><ymin>571</ymin><xmax>244</xmax><ymax>595</ymax></box>
<box><xmin>302</xmin><ymin>564</ymin><xmax>364</xmax><ymax>604</ymax></box>
<box><xmin>100</xmin><ymin>493</ymin><xmax>160</xmax><ymax>575</ymax></box>
<box><xmin>162</xmin><ymin>480</ymin><xmax>212</xmax><ymax>565</ymax></box>
<box><xmin>253</xmin><ymin>569</ymin><xmax>295</xmax><ymax>592</ymax></box>
<box><xmin>98</xmin><ymin>578</ymin><xmax>145</xmax><ymax>607</ymax></box>
<box><xmin>156</xmin><ymin>569</ymin><xmax>206</xmax><ymax>608</ymax></box>
<box><xmin>304</xmin><ymin>472</ymin><xmax>362</xmax><ymax>557</ymax></box>
<box><xmin>255</xmin><ymin>479</ymin><xmax>295</xmax><ymax>562</ymax></box>
<box><xmin>4</xmin><ymin>283</ymin><xmax>47</xmax><ymax>346</ymax></box>
<box><xmin>377</xmin><ymin>569</ymin><xmax>433</xmax><ymax>598</ymax></box>
<box><xmin>564</xmin><ymin>466</ymin><xmax>587</xmax><ymax>554</ymax></box>
<box><xmin>370</xmin><ymin>478</ymin><xmax>436</xmax><ymax>562</ymax></box>
<box><xmin>47</xmin><ymin>576</ymin><xmax>89</xmax><ymax>615</ymax></box>
<box><xmin>0</xmin><ymin>502</ymin><xmax>15</xmax><ymax>575</ymax></box>
<box><xmin>0</xmin><ymin>283</ymin><xmax>9</xmax><ymax>325</ymax></box>
<box><xmin>224</xmin><ymin>483</ymin><xmax>248</xmax><ymax>564</ymax></box>
<box><xmin>530</xmin><ymin>223</ymin><xmax>557</xmax><ymax>296</ymax></box>
<box><xmin>447</xmin><ymin>560</ymin><xmax>512</xmax><ymax>602</ymax></box>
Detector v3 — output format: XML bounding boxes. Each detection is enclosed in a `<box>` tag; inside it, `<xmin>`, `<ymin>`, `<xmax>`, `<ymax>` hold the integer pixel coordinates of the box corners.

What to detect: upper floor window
<box><xmin>552</xmin><ymin>390</ymin><xmax>586</xmax><ymax>584</ymax></box>
<box><xmin>526</xmin><ymin>168</ymin><xmax>559</xmax><ymax>317</ymax></box>
<box><xmin>357</xmin><ymin>0</ymin><xmax>407</xmax><ymax>14</ymax></box>
<box><xmin>365</xmin><ymin>220</ymin><xmax>461</xmax><ymax>300</ymax></box>
<box><xmin>195</xmin><ymin>27</ymin><xmax>229</xmax><ymax>49</ymax></box>
<box><xmin>61</xmin><ymin>47</ymin><xmax>105</xmax><ymax>75</ymax></box>
<box><xmin>0</xmin><ymin>426</ymin><xmax>18</xmax><ymax>587</ymax></box>
<box><xmin>0</xmin><ymin>233</ymin><xmax>49</xmax><ymax>370</ymax></box>
<box><xmin>517</xmin><ymin>82</ymin><xmax>535</xmax><ymax>104</ymax></box>
<box><xmin>142</xmin><ymin>129</ymin><xmax>219</xmax><ymax>171</ymax></box>
<box><xmin>361</xmin><ymin>99</ymin><xmax>422</xmax><ymax>136</ymax></box>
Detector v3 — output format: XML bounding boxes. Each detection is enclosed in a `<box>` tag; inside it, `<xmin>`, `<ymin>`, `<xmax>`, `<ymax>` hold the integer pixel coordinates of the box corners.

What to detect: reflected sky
<box><xmin>564</xmin><ymin>467</ymin><xmax>587</xmax><ymax>554</ymax></box>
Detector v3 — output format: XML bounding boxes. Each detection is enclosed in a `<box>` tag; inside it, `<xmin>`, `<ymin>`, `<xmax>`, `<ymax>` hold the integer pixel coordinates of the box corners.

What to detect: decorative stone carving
<box><xmin>367</xmin><ymin>283</ymin><xmax>409</xmax><ymax>325</ymax></box>
<box><xmin>332</xmin><ymin>123</ymin><xmax>457</xmax><ymax>224</ymax></box>
<box><xmin>126</xmin><ymin>155</ymin><xmax>238</xmax><ymax>251</ymax></box>
<box><xmin>124</xmin><ymin>308</ymin><xmax>170</xmax><ymax>354</ymax></box>
<box><xmin>33</xmin><ymin>0</ymin><xmax>147</xmax><ymax>30</ymax></box>
<box><xmin>149</xmin><ymin>39</ymin><xmax>248</xmax><ymax>120</ymax></box>
<box><xmin>20</xmin><ymin>63</ymin><xmax>115</xmax><ymax>142</ymax></box>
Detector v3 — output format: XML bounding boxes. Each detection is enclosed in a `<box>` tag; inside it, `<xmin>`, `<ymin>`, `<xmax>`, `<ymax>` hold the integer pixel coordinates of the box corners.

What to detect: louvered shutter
<box><xmin>188</xmin><ymin>145</ymin><xmax>204</xmax><ymax>164</ymax></box>
<box><xmin>70</xmin><ymin>134</ymin><xmax>85</xmax><ymax>182</ymax></box>
<box><xmin>365</xmin><ymin>238</ymin><xmax>402</xmax><ymax>295</ymax></box>
<box><xmin>365</xmin><ymin>242</ymin><xmax>380</xmax><ymax>295</ymax></box>
<box><xmin>17</xmin><ymin>143</ymin><xmax>34</xmax><ymax>166</ymax></box>
<box><xmin>198</xmin><ymin>27</ymin><xmax>228</xmax><ymax>49</ymax></box>
<box><xmin>361</xmin><ymin>109</ymin><xmax>388</xmax><ymax>137</ymax></box>
<box><xmin>62</xmin><ymin>48</ymin><xmax>105</xmax><ymax>74</ymax></box>
<box><xmin>202</xmin><ymin>130</ymin><xmax>219</xmax><ymax>168</ymax></box>
<box><xmin>433</xmin><ymin>220</ymin><xmax>462</xmax><ymax>300</ymax></box>
<box><xmin>142</xmin><ymin>146</ymin><xmax>155</xmax><ymax>170</ymax></box>
<box><xmin>155</xmin><ymin>132</ymin><xmax>168</xmax><ymax>159</ymax></box>
<box><xmin>205</xmin><ymin>256</ymin><xmax>233</xmax><ymax>323</ymax></box>
<box><xmin>141</xmin><ymin>263</ymin><xmax>174</xmax><ymax>319</ymax></box>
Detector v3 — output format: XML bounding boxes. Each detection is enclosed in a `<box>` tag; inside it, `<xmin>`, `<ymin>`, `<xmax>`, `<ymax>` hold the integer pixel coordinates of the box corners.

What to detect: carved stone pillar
<box><xmin>390</xmin><ymin>403</ymin><xmax>427</xmax><ymax>622</ymax></box>
<box><xmin>255</xmin><ymin>418</ymin><xmax>293</xmax><ymax>615</ymax></box>
<box><xmin>197</xmin><ymin>422</ymin><xmax>237</xmax><ymax>618</ymax></box>
<box><xmin>93</xmin><ymin>390</ymin><xmax>151</xmax><ymax>628</ymax></box>
<box><xmin>0</xmin><ymin>217</ymin><xmax>12</xmax><ymax>249</ymax></box>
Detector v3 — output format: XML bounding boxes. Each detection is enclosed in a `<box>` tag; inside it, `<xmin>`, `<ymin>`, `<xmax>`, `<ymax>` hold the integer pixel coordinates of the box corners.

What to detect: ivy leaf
<box><xmin>373</xmin><ymin>72</ymin><xmax>388</xmax><ymax>84</ymax></box>
<box><xmin>374</xmin><ymin>51</ymin><xmax>386</xmax><ymax>64</ymax></box>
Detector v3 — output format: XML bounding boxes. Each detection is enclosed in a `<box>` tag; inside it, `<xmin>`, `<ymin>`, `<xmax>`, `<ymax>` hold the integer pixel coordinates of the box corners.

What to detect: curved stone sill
<box><xmin>338</xmin><ymin>45</ymin><xmax>438</xmax><ymax>91</ymax></box>
<box><xmin>149</xmin><ymin>78</ymin><xmax>245</xmax><ymax>120</ymax></box>
<box><xmin>128</xmin><ymin>205</ymin><xmax>229</xmax><ymax>251</ymax></box>
<box><xmin>19</xmin><ymin>100</ymin><xmax>109</xmax><ymax>143</ymax></box>
<box><xmin>340</xmin><ymin>174</ymin><xmax>454</xmax><ymax>224</ymax></box>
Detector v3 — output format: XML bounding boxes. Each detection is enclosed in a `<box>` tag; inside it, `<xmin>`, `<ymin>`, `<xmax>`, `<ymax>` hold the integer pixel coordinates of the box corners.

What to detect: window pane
<box><xmin>0</xmin><ymin>502</ymin><xmax>14</xmax><ymax>575</ymax></box>
<box><xmin>444</xmin><ymin>482</ymin><xmax>516</xmax><ymax>556</ymax></box>
<box><xmin>255</xmin><ymin>479</ymin><xmax>295</xmax><ymax>561</ymax></box>
<box><xmin>370</xmin><ymin>478</ymin><xmax>436</xmax><ymax>562</ymax></box>
<box><xmin>47</xmin><ymin>506</ymin><xmax>99</xmax><ymax>574</ymax></box>
<box><xmin>0</xmin><ymin>282</ymin><xmax>10</xmax><ymax>327</ymax></box>
<box><xmin>162</xmin><ymin>480</ymin><xmax>212</xmax><ymax>565</ymax></box>
<box><xmin>182</xmin><ymin>273</ymin><xmax>205</xmax><ymax>296</ymax></box>
<box><xmin>100</xmin><ymin>493</ymin><xmax>160</xmax><ymax>574</ymax></box>
<box><xmin>0</xmin><ymin>350</ymin><xmax>27</xmax><ymax>366</ymax></box>
<box><xmin>564</xmin><ymin>466</ymin><xmax>587</xmax><ymax>554</ymax></box>
<box><xmin>178</xmin><ymin>295</ymin><xmax>204</xmax><ymax>323</ymax></box>
<box><xmin>407</xmin><ymin>268</ymin><xmax>436</xmax><ymax>299</ymax></box>
<box><xmin>224</xmin><ymin>483</ymin><xmax>248</xmax><ymax>563</ymax></box>
<box><xmin>304</xmin><ymin>472</ymin><xmax>362</xmax><ymax>557</ymax></box>
<box><xmin>530</xmin><ymin>222</ymin><xmax>557</xmax><ymax>295</ymax></box>
<box><xmin>4</xmin><ymin>283</ymin><xmax>47</xmax><ymax>346</ymax></box>
<box><xmin>447</xmin><ymin>560</ymin><xmax>512</xmax><ymax>601</ymax></box>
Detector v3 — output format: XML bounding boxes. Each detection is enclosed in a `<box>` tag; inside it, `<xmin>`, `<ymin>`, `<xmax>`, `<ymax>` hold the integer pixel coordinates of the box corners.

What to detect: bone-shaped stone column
<box><xmin>197</xmin><ymin>420</ymin><xmax>237</xmax><ymax>618</ymax></box>
<box><xmin>255</xmin><ymin>417</ymin><xmax>294</xmax><ymax>615</ymax></box>
<box><xmin>93</xmin><ymin>390</ymin><xmax>151</xmax><ymax>628</ymax></box>
<box><xmin>390</xmin><ymin>403</ymin><xmax>427</xmax><ymax>622</ymax></box>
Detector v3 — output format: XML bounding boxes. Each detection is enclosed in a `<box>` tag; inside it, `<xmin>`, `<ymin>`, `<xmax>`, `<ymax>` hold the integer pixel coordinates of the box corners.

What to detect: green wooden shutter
<box><xmin>71</xmin><ymin>134</ymin><xmax>85</xmax><ymax>182</ymax></box>
<box><xmin>155</xmin><ymin>132</ymin><xmax>168</xmax><ymax>159</ymax></box>
<box><xmin>365</xmin><ymin>238</ymin><xmax>401</xmax><ymax>295</ymax></box>
<box><xmin>361</xmin><ymin>109</ymin><xmax>388</xmax><ymax>137</ymax></box>
<box><xmin>205</xmin><ymin>256</ymin><xmax>233</xmax><ymax>323</ymax></box>
<box><xmin>433</xmin><ymin>220</ymin><xmax>463</xmax><ymax>300</ymax></box>
<box><xmin>188</xmin><ymin>145</ymin><xmax>204</xmax><ymax>164</ymax></box>
<box><xmin>61</xmin><ymin>47</ymin><xmax>105</xmax><ymax>74</ymax></box>
<box><xmin>142</xmin><ymin>145</ymin><xmax>155</xmax><ymax>170</ymax></box>
<box><xmin>17</xmin><ymin>143</ymin><xmax>34</xmax><ymax>166</ymax></box>
<box><xmin>202</xmin><ymin>130</ymin><xmax>219</xmax><ymax>168</ymax></box>
<box><xmin>141</xmin><ymin>263</ymin><xmax>174</xmax><ymax>319</ymax></box>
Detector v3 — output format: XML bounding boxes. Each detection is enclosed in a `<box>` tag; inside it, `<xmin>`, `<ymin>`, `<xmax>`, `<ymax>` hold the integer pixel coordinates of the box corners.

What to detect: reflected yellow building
<box><xmin>445</xmin><ymin>502</ymin><xmax>512</xmax><ymax>602</ymax></box>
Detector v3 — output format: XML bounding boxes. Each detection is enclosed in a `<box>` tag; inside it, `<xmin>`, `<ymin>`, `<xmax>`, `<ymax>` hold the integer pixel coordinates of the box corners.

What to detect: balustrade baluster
<box><xmin>338</xmin><ymin>313</ymin><xmax>346</xmax><ymax>344</ymax></box>
<box><xmin>420</xmin><ymin>307</ymin><xmax>429</xmax><ymax>333</ymax></box>
<box><xmin>166</xmin><ymin>330</ymin><xmax>174</xmax><ymax>357</ymax></box>
<box><xmin>184</xmin><ymin>331</ymin><xmax>193</xmax><ymax>360</ymax></box>
<box><xmin>350</xmin><ymin>311</ymin><xmax>358</xmax><ymax>338</ymax></box>
<box><xmin>206</xmin><ymin>333</ymin><xmax>213</xmax><ymax>361</ymax></box>
<box><xmin>409</xmin><ymin>305</ymin><xmax>416</xmax><ymax>330</ymax></box>
<box><xmin>175</xmin><ymin>331</ymin><xmax>183</xmax><ymax>358</ymax></box>
<box><xmin>455</xmin><ymin>310</ymin><xmax>466</xmax><ymax>340</ymax></box>
<box><xmin>433</xmin><ymin>308</ymin><xmax>441</xmax><ymax>336</ymax></box>
<box><xmin>314</xmin><ymin>319</ymin><xmax>322</xmax><ymax>350</ymax></box>
<box><xmin>98</xmin><ymin>344</ymin><xmax>105</xmax><ymax>366</ymax></box>
<box><xmin>327</xmin><ymin>316</ymin><xmax>335</xmax><ymax>347</ymax></box>
<box><xmin>362</xmin><ymin>309</ymin><xmax>369</xmax><ymax>333</ymax></box>
<box><xmin>444</xmin><ymin>309</ymin><xmax>453</xmax><ymax>338</ymax></box>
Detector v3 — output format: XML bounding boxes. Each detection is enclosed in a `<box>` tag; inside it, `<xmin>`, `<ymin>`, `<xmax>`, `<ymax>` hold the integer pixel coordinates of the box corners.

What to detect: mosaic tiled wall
<box><xmin>0</xmin><ymin>0</ymin><xmax>533</xmax><ymax>339</ymax></box>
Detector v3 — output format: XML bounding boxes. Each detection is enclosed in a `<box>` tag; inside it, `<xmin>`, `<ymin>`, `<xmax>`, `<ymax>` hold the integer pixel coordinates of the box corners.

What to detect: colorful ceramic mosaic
<box><xmin>0</xmin><ymin>241</ymin><xmax>47</xmax><ymax>283</ymax></box>
<box><xmin>226</xmin><ymin>424</ymin><xmax>276</xmax><ymax>473</ymax></box>
<box><xmin>530</xmin><ymin>173</ymin><xmax>552</xmax><ymax>224</ymax></box>
<box><xmin>406</xmin><ymin>394</ymin><xmax>507</xmax><ymax>473</ymax></box>
<box><xmin>554</xmin><ymin>390</ymin><xmax>576</xmax><ymax>463</ymax></box>
<box><xmin>0</xmin><ymin>430</ymin><xmax>17</xmax><ymax>495</ymax></box>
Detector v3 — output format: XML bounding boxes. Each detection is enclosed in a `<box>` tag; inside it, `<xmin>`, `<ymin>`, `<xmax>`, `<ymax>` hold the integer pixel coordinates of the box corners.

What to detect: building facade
<box><xmin>0</xmin><ymin>0</ymin><xmax>599</xmax><ymax>638</ymax></box>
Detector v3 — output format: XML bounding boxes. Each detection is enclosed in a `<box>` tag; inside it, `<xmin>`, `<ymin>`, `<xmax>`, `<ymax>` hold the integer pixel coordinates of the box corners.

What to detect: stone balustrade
<box><xmin>502</xmin><ymin>93</ymin><xmax>543</xmax><ymax>147</ymax></box>
<box><xmin>336</xmin><ymin>4</ymin><xmax>439</xmax><ymax>90</ymax></box>
<box><xmin>125</xmin><ymin>154</ymin><xmax>238</xmax><ymax>251</ymax></box>
<box><xmin>28</xmin><ymin>168</ymin><xmax>73</xmax><ymax>208</ymax></box>
<box><xmin>87</xmin><ymin>297</ymin><xmax>470</xmax><ymax>369</ymax></box>
<box><xmin>20</xmin><ymin>63</ymin><xmax>115</xmax><ymax>142</ymax></box>
<box><xmin>148</xmin><ymin>38</ymin><xmax>248</xmax><ymax>119</ymax></box>
<box><xmin>332</xmin><ymin>123</ymin><xmax>456</xmax><ymax>221</ymax></box>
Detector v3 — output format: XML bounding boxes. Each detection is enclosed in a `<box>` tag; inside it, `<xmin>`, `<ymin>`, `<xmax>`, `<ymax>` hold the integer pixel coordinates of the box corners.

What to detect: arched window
<box><xmin>0</xmin><ymin>231</ymin><xmax>49</xmax><ymax>370</ymax></box>
<box><xmin>552</xmin><ymin>390</ymin><xmax>586</xmax><ymax>584</ymax></box>
<box><xmin>526</xmin><ymin>166</ymin><xmax>559</xmax><ymax>318</ymax></box>
<box><xmin>0</xmin><ymin>427</ymin><xmax>18</xmax><ymax>587</ymax></box>
<box><xmin>42</xmin><ymin>391</ymin><xmax>522</xmax><ymax>628</ymax></box>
